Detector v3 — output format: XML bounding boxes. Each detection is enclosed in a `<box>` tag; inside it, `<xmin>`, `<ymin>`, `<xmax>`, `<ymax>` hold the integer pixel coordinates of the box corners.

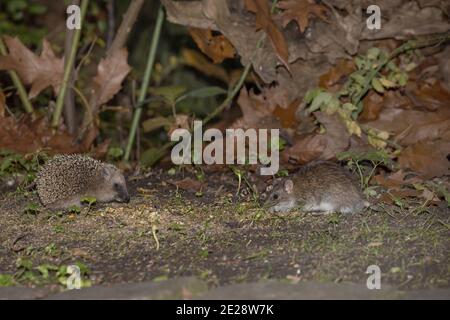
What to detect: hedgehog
<box><xmin>36</xmin><ymin>154</ymin><xmax>130</xmax><ymax>210</ymax></box>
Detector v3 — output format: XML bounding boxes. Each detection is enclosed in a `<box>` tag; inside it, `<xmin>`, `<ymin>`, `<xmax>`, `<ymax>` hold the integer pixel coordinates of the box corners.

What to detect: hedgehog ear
<box><xmin>102</xmin><ymin>166</ymin><xmax>113</xmax><ymax>179</ymax></box>
<box><xmin>284</xmin><ymin>179</ymin><xmax>294</xmax><ymax>194</ymax></box>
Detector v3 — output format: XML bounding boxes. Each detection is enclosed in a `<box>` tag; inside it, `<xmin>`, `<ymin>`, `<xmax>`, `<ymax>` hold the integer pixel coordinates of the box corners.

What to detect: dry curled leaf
<box><xmin>188</xmin><ymin>27</ymin><xmax>236</xmax><ymax>64</ymax></box>
<box><xmin>0</xmin><ymin>36</ymin><xmax>63</xmax><ymax>99</ymax></box>
<box><xmin>91</xmin><ymin>48</ymin><xmax>131</xmax><ymax>109</ymax></box>
<box><xmin>168</xmin><ymin>177</ymin><xmax>205</xmax><ymax>193</ymax></box>
<box><xmin>277</xmin><ymin>0</ymin><xmax>329</xmax><ymax>33</ymax></box>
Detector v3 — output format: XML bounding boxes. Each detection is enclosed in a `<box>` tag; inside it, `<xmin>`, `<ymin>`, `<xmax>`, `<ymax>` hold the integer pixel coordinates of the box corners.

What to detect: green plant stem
<box><xmin>124</xmin><ymin>5</ymin><xmax>164</xmax><ymax>161</ymax></box>
<box><xmin>0</xmin><ymin>37</ymin><xmax>34</xmax><ymax>114</ymax></box>
<box><xmin>353</xmin><ymin>32</ymin><xmax>450</xmax><ymax>106</ymax></box>
<box><xmin>51</xmin><ymin>0</ymin><xmax>89</xmax><ymax>128</ymax></box>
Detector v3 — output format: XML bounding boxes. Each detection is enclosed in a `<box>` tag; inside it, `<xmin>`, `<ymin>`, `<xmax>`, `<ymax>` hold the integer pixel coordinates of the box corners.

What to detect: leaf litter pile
<box><xmin>0</xmin><ymin>0</ymin><xmax>449</xmax><ymax>292</ymax></box>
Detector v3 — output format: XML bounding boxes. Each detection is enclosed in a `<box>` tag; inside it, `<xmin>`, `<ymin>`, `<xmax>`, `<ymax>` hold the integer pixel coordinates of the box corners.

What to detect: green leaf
<box><xmin>354</xmin><ymin>57</ymin><xmax>365</xmax><ymax>70</ymax></box>
<box><xmin>371</xmin><ymin>78</ymin><xmax>385</xmax><ymax>93</ymax></box>
<box><xmin>107</xmin><ymin>147</ymin><xmax>124</xmax><ymax>160</ymax></box>
<box><xmin>142</xmin><ymin>116</ymin><xmax>172</xmax><ymax>133</ymax></box>
<box><xmin>337</xmin><ymin>150</ymin><xmax>392</xmax><ymax>166</ymax></box>
<box><xmin>176</xmin><ymin>86</ymin><xmax>227</xmax><ymax>104</ymax></box>
<box><xmin>303</xmin><ymin>88</ymin><xmax>322</xmax><ymax>104</ymax></box>
<box><xmin>81</xmin><ymin>197</ymin><xmax>97</xmax><ymax>206</ymax></box>
<box><xmin>350</xmin><ymin>73</ymin><xmax>366</xmax><ymax>86</ymax></box>
<box><xmin>141</xmin><ymin>148</ymin><xmax>165</xmax><ymax>167</ymax></box>
<box><xmin>367</xmin><ymin>47</ymin><xmax>381</xmax><ymax>60</ymax></box>
<box><xmin>0</xmin><ymin>274</ymin><xmax>14</xmax><ymax>287</ymax></box>
<box><xmin>149</xmin><ymin>86</ymin><xmax>187</xmax><ymax>105</ymax></box>
<box><xmin>379</xmin><ymin>77</ymin><xmax>397</xmax><ymax>88</ymax></box>
<box><xmin>16</xmin><ymin>257</ymin><xmax>33</xmax><ymax>270</ymax></box>
<box><xmin>308</xmin><ymin>92</ymin><xmax>332</xmax><ymax>112</ymax></box>
<box><xmin>23</xmin><ymin>203</ymin><xmax>40</xmax><ymax>215</ymax></box>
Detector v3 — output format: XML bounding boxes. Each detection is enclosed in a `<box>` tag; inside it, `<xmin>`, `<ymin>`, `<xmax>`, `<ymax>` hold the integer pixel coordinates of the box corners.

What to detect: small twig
<box><xmin>107</xmin><ymin>0</ymin><xmax>144</xmax><ymax>56</ymax></box>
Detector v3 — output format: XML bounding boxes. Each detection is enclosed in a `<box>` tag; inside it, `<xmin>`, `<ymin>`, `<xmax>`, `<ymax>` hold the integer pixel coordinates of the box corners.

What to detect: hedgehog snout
<box><xmin>115</xmin><ymin>184</ymin><xmax>130</xmax><ymax>203</ymax></box>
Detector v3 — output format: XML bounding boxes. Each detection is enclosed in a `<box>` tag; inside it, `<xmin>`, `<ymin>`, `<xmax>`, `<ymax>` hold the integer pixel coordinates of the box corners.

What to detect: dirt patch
<box><xmin>0</xmin><ymin>168</ymin><xmax>449</xmax><ymax>294</ymax></box>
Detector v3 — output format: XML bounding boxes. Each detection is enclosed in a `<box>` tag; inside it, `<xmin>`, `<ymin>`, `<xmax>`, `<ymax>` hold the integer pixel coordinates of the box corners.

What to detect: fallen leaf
<box><xmin>244</xmin><ymin>0</ymin><xmax>290</xmax><ymax>71</ymax></box>
<box><xmin>0</xmin><ymin>36</ymin><xmax>64</xmax><ymax>98</ymax></box>
<box><xmin>91</xmin><ymin>47</ymin><xmax>131</xmax><ymax>109</ymax></box>
<box><xmin>282</xmin><ymin>111</ymin><xmax>351</xmax><ymax>163</ymax></box>
<box><xmin>277</xmin><ymin>0</ymin><xmax>329</xmax><ymax>33</ymax></box>
<box><xmin>319</xmin><ymin>59</ymin><xmax>355</xmax><ymax>90</ymax></box>
<box><xmin>367</xmin><ymin>107</ymin><xmax>450</xmax><ymax>147</ymax></box>
<box><xmin>282</xmin><ymin>133</ymin><xmax>327</xmax><ymax>164</ymax></box>
<box><xmin>360</xmin><ymin>91</ymin><xmax>384</xmax><ymax>121</ymax></box>
<box><xmin>373</xmin><ymin>170</ymin><xmax>422</xmax><ymax>189</ymax></box>
<box><xmin>168</xmin><ymin>177</ymin><xmax>205</xmax><ymax>193</ymax></box>
<box><xmin>380</xmin><ymin>189</ymin><xmax>423</xmax><ymax>205</ymax></box>
<box><xmin>182</xmin><ymin>48</ymin><xmax>229</xmax><ymax>83</ymax></box>
<box><xmin>188</xmin><ymin>27</ymin><xmax>236</xmax><ymax>64</ymax></box>
<box><xmin>314</xmin><ymin>111</ymin><xmax>351</xmax><ymax>159</ymax></box>
<box><xmin>410</xmin><ymin>79</ymin><xmax>450</xmax><ymax>111</ymax></box>
<box><xmin>234</xmin><ymin>87</ymin><xmax>281</xmax><ymax>129</ymax></box>
<box><xmin>0</xmin><ymin>115</ymin><xmax>91</xmax><ymax>154</ymax></box>
<box><xmin>273</xmin><ymin>98</ymin><xmax>300</xmax><ymax>128</ymax></box>
<box><xmin>260</xmin><ymin>84</ymin><xmax>292</xmax><ymax>110</ymax></box>
<box><xmin>398</xmin><ymin>140</ymin><xmax>450</xmax><ymax>179</ymax></box>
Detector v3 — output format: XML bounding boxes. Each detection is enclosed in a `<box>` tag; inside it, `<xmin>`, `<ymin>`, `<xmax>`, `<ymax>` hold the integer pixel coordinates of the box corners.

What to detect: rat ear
<box><xmin>284</xmin><ymin>179</ymin><xmax>294</xmax><ymax>194</ymax></box>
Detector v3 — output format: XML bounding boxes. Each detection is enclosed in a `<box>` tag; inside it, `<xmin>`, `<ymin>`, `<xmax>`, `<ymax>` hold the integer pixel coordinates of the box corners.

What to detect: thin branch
<box><xmin>107</xmin><ymin>0</ymin><xmax>144</xmax><ymax>56</ymax></box>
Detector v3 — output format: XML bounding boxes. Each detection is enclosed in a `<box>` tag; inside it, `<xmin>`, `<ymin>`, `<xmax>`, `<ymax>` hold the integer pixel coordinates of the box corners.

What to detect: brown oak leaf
<box><xmin>91</xmin><ymin>48</ymin><xmax>131</xmax><ymax>109</ymax></box>
<box><xmin>277</xmin><ymin>0</ymin><xmax>329</xmax><ymax>33</ymax></box>
<box><xmin>0</xmin><ymin>36</ymin><xmax>64</xmax><ymax>99</ymax></box>
<box><xmin>244</xmin><ymin>0</ymin><xmax>290</xmax><ymax>71</ymax></box>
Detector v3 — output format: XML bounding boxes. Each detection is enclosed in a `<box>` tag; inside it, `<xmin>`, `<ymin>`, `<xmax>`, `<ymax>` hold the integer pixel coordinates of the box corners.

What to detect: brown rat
<box><xmin>265</xmin><ymin>161</ymin><xmax>369</xmax><ymax>214</ymax></box>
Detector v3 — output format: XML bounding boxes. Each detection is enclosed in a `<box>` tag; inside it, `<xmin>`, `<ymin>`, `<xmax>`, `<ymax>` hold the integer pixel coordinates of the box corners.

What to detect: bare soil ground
<box><xmin>0</xmin><ymin>168</ymin><xmax>449</xmax><ymax>297</ymax></box>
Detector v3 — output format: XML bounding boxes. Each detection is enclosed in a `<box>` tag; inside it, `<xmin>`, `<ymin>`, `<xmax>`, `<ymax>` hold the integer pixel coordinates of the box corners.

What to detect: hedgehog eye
<box><xmin>113</xmin><ymin>183</ymin><xmax>119</xmax><ymax>189</ymax></box>
<box><xmin>272</xmin><ymin>193</ymin><xmax>279</xmax><ymax>200</ymax></box>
